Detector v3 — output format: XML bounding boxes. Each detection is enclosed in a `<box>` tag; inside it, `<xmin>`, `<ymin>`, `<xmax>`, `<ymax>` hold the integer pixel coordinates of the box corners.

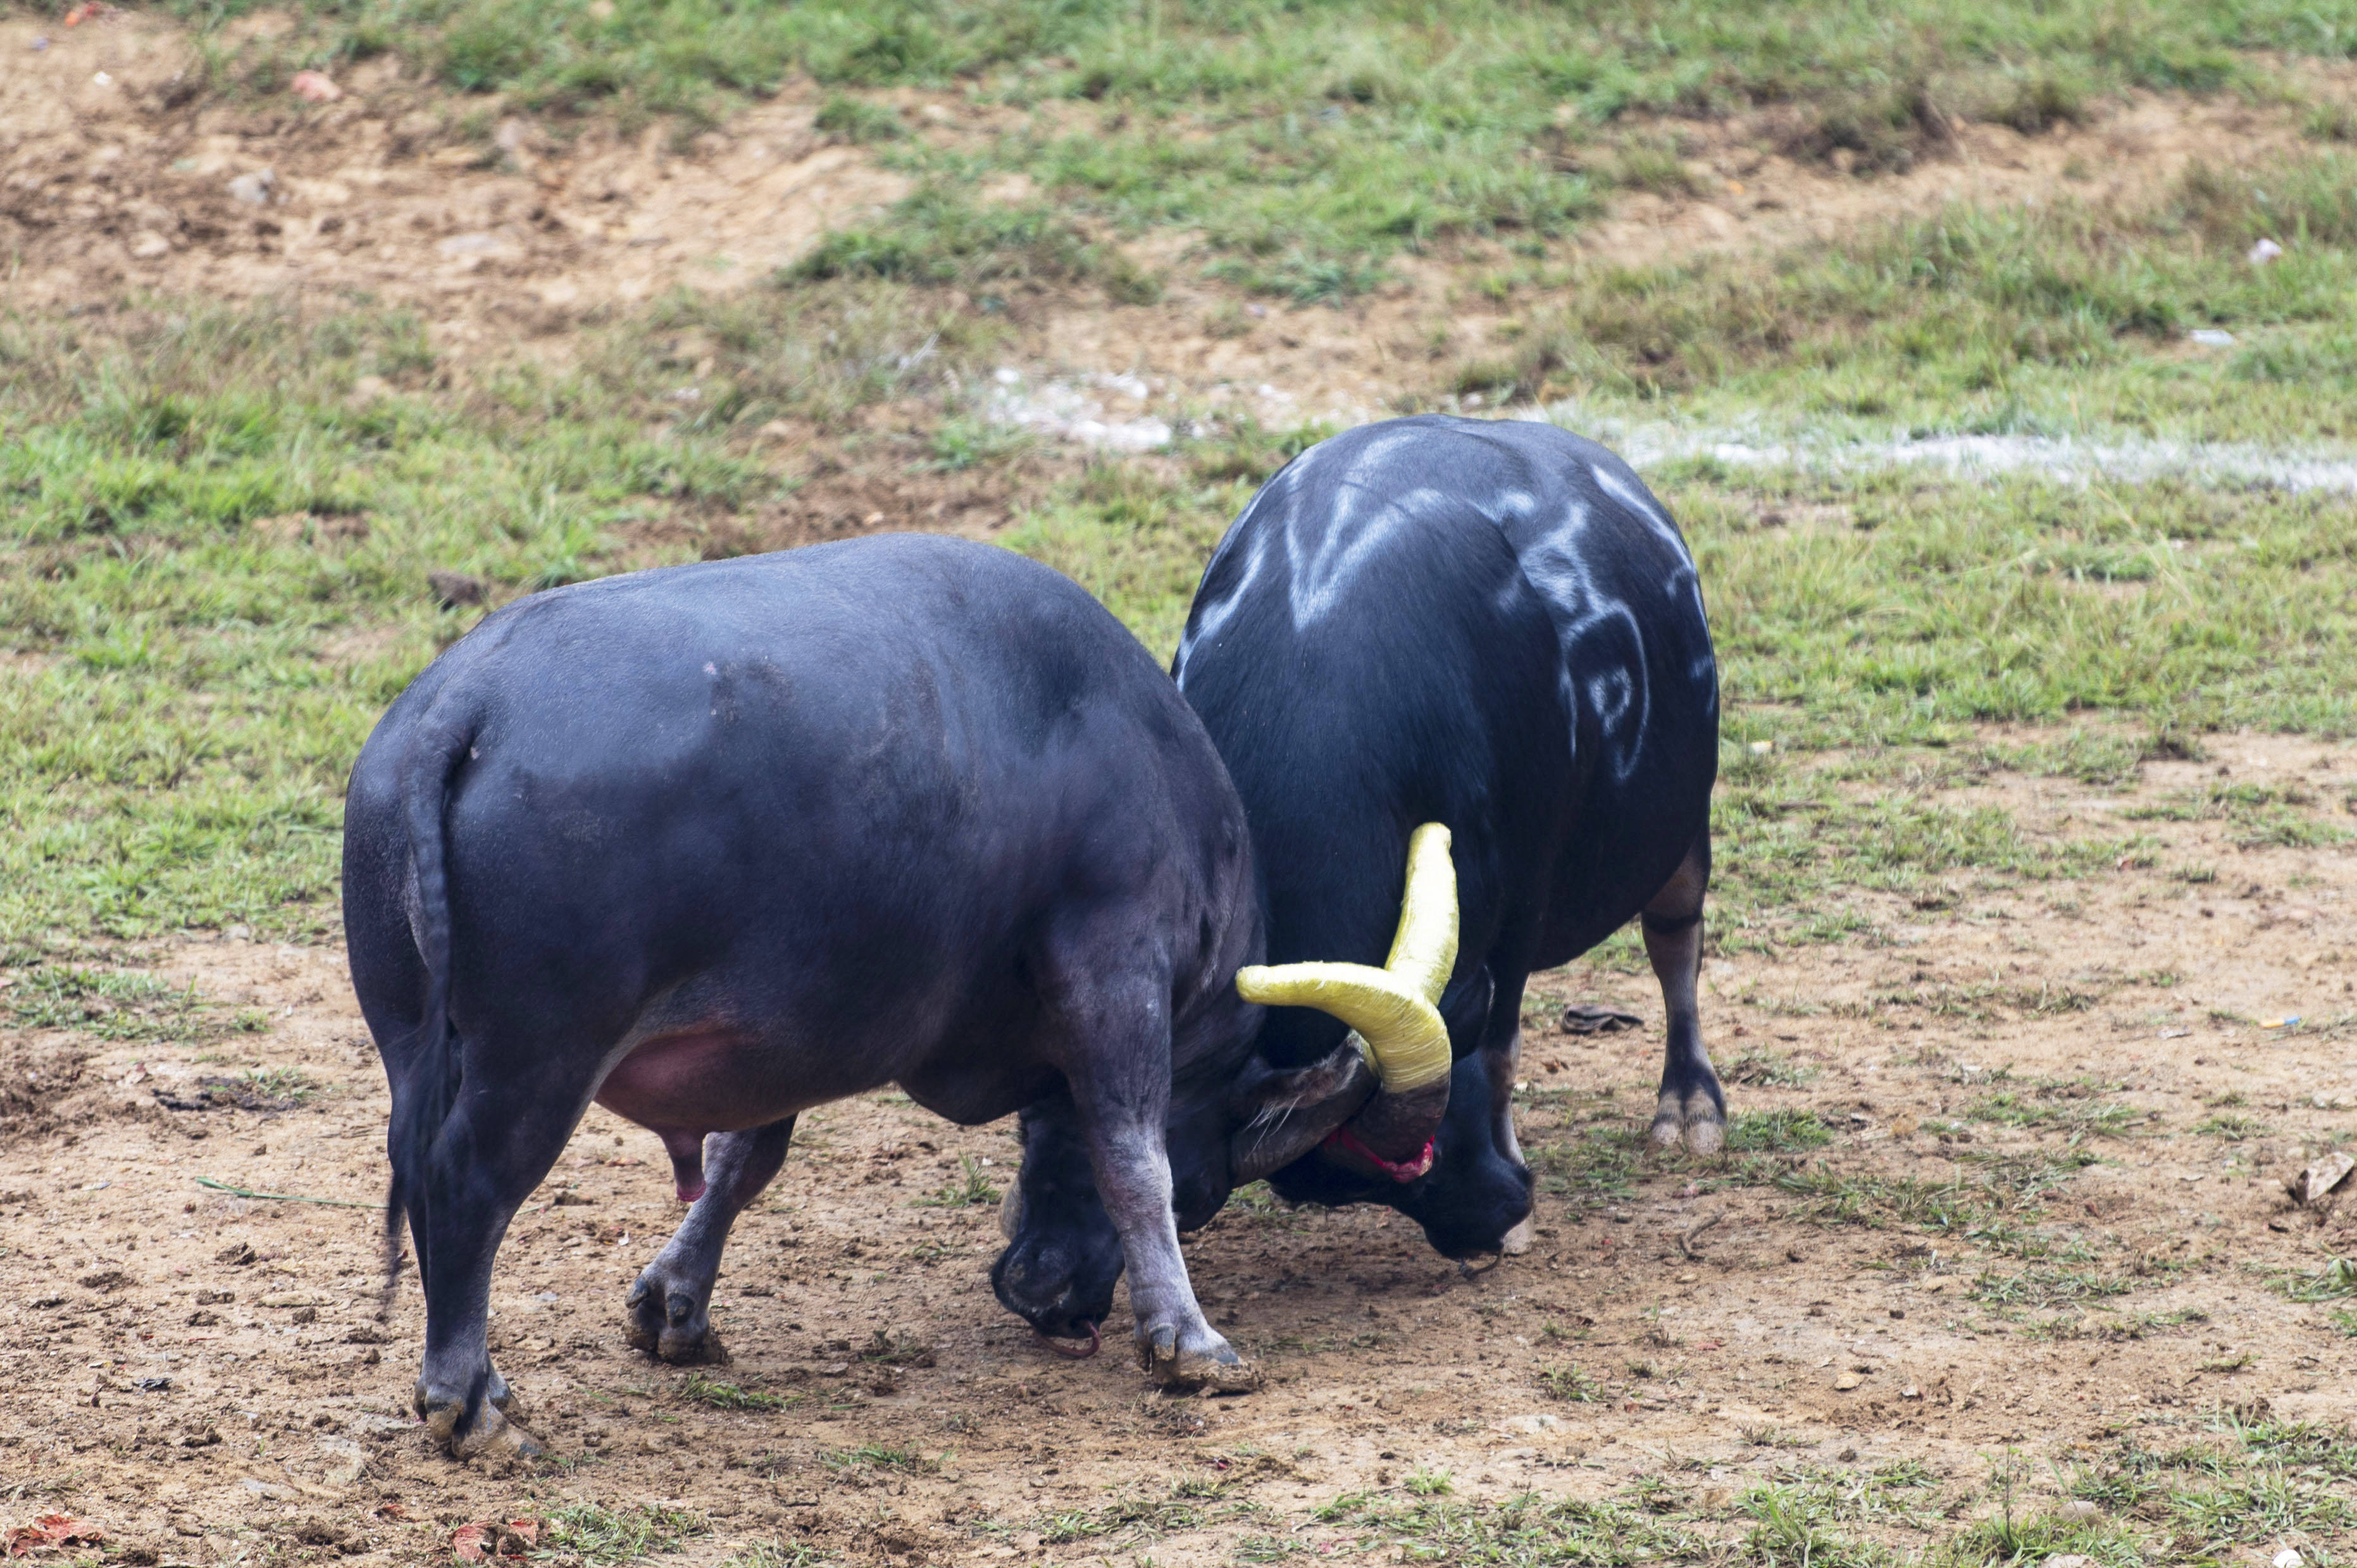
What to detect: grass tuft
<box><xmin>912</xmin><ymin>1155</ymin><xmax>1000</xmax><ymax>1208</ymax></box>
<box><xmin>540</xmin><ymin>1503</ymin><xmax>707</xmax><ymax>1566</ymax></box>
<box><xmin>680</xmin><ymin>1375</ymin><xmax>797</xmax><ymax>1412</ymax></box>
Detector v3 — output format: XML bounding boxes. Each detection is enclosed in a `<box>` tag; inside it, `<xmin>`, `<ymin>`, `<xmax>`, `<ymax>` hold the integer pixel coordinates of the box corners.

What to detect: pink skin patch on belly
<box><xmin>594</xmin><ymin>1031</ymin><xmax>770</xmax><ymax>1204</ymax></box>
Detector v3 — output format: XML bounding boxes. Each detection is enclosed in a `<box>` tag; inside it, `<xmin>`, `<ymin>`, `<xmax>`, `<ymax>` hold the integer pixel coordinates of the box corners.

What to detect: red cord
<box><xmin>1322</xmin><ymin>1124</ymin><xmax>1436</xmax><ymax>1182</ymax></box>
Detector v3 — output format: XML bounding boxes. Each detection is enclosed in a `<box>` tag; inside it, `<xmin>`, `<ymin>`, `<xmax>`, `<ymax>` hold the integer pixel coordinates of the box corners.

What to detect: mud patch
<box><xmin>0</xmin><ymin>13</ymin><xmax>909</xmax><ymax>354</ymax></box>
<box><xmin>1572</xmin><ymin>85</ymin><xmax>2349</xmax><ymax>273</ymax></box>
<box><xmin>0</xmin><ymin>1038</ymin><xmax>94</xmax><ymax>1145</ymax></box>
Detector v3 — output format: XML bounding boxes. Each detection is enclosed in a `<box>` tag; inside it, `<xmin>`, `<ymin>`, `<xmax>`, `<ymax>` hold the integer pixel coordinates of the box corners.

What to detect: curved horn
<box><xmin>1234</xmin><ymin>823</ymin><xmax>1457</xmax><ymax>1095</ymax></box>
<box><xmin>1233</xmin><ymin>824</ymin><xmax>1458</xmax><ymax>1175</ymax></box>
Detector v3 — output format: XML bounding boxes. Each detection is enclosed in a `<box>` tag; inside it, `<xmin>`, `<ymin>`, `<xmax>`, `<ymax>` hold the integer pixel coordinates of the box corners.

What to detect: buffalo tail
<box><xmin>380</xmin><ymin>717</ymin><xmax>474</xmax><ymax>1323</ymax></box>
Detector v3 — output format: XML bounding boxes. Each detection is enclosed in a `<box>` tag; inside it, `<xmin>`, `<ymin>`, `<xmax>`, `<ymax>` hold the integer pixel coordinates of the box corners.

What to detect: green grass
<box><xmin>1966</xmin><ymin>1266</ymin><xmax>2133</xmax><ymax>1308</ymax></box>
<box><xmin>0</xmin><ymin>287</ymin><xmax>981</xmax><ymax>950</ymax></box>
<box><xmin>912</xmin><ymin>1155</ymin><xmax>1001</xmax><ymax>1208</ymax></box>
<box><xmin>1475</xmin><ymin>152</ymin><xmax>2357</xmax><ymax>432</ymax></box>
<box><xmin>237</xmin><ymin>1066</ymin><xmax>316</xmax><ymax>1104</ymax></box>
<box><xmin>714</xmin><ymin>1543</ymin><xmax>833</xmax><ymax>1568</ymax></box>
<box><xmin>678</xmin><ymin>1375</ymin><xmax>799</xmax><ymax>1412</ymax></box>
<box><xmin>1967</xmin><ymin>1086</ymin><xmax>2148</xmax><ymax>1140</ymax></box>
<box><xmin>1724</xmin><ymin>1047</ymin><xmax>1820</xmax><ymax>1087</ymax></box>
<box><xmin>1291</xmin><ymin>1424</ymin><xmax>2357</xmax><ymax>1565</ymax></box>
<box><xmin>1036</xmin><ymin>1492</ymin><xmax>1208</xmax><ymax>1546</ymax></box>
<box><xmin>790</xmin><ymin>185</ymin><xmax>1162</xmax><ymax>304</ymax></box>
<box><xmin>1312</xmin><ymin>1491</ymin><xmax>1699</xmax><ymax>1565</ymax></box>
<box><xmin>2124</xmin><ymin>781</ymin><xmax>2353</xmax><ymax>850</ymax></box>
<box><xmin>1534</xmin><ymin>1363</ymin><xmax>1602</xmax><ymax>1403</ymax></box>
<box><xmin>1526</xmin><ymin>1123</ymin><xmax>1645</xmax><ymax>1209</ymax></box>
<box><xmin>1772</xmin><ymin>1166</ymin><xmax>2007</xmax><ymax>1233</ymax></box>
<box><xmin>16</xmin><ymin>14</ymin><xmax>2357</xmax><ymax>978</ymax></box>
<box><xmin>1030</xmin><ymin>1475</ymin><xmax>1269</xmax><ymax>1547</ymax></box>
<box><xmin>819</xmin><ymin>1443</ymin><xmax>930</xmax><ymax>1472</ymax></box>
<box><xmin>539</xmin><ymin>1503</ymin><xmax>707</xmax><ymax>1566</ymax></box>
<box><xmin>999</xmin><ymin>459</ymin><xmax>1243</xmax><ymax>660</ymax></box>
<box><xmin>22</xmin><ymin>291</ymin><xmax>2357</xmax><ymax>964</ymax></box>
<box><xmin>1691</xmin><ymin>457</ymin><xmax>2357</xmax><ymax>745</ymax></box>
<box><xmin>2275</xmin><ymin>1257</ymin><xmax>2357</xmax><ymax>1302</ymax></box>
<box><xmin>1724</xmin><ymin>1107</ymin><xmax>1835</xmax><ymax>1154</ymax></box>
<box><xmin>5</xmin><ymin>966</ymin><xmax>204</xmax><ymax>1041</ymax></box>
<box><xmin>2055</xmin><ymin>1423</ymin><xmax>2357</xmax><ymax>1557</ymax></box>
<box><xmin>157</xmin><ymin>0</ymin><xmax>2357</xmax><ymax>302</ymax></box>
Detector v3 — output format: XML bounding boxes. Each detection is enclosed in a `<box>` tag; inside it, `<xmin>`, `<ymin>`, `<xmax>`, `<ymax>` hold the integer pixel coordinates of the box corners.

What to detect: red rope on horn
<box><xmin>1322</xmin><ymin>1124</ymin><xmax>1436</xmax><ymax>1183</ymax></box>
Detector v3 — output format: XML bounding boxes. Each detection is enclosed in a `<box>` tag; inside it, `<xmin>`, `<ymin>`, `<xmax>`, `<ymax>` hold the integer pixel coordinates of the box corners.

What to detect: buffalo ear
<box><xmin>1228</xmin><ymin>1042</ymin><xmax>1376</xmax><ymax>1184</ymax></box>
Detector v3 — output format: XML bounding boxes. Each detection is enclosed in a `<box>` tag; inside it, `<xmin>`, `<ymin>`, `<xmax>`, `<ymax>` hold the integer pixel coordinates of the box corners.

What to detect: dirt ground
<box><xmin>8</xmin><ymin>11</ymin><xmax>2350</xmax><ymax>426</ymax></box>
<box><xmin>2</xmin><ymin>729</ymin><xmax>2353</xmax><ymax>1564</ymax></box>
<box><xmin>7</xmin><ymin>16</ymin><xmax>2357</xmax><ymax>1565</ymax></box>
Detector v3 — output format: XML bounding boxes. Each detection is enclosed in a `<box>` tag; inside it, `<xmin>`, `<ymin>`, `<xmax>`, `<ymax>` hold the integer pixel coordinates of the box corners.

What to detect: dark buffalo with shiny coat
<box><xmin>995</xmin><ymin>416</ymin><xmax>1725</xmax><ymax>1344</ymax></box>
<box><xmin>344</xmin><ymin>536</ymin><xmax>1443</xmax><ymax>1457</ymax></box>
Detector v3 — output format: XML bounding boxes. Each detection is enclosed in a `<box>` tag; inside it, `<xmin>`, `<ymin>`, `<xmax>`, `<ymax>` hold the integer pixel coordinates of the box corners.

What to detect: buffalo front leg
<box><xmin>1057</xmin><ymin>986</ymin><xmax>1257</xmax><ymax>1393</ymax></box>
<box><xmin>628</xmin><ymin>1117</ymin><xmax>795</xmax><ymax>1365</ymax></box>
<box><xmin>1644</xmin><ymin>833</ymin><xmax>1726</xmax><ymax>1155</ymax></box>
<box><xmin>1467</xmin><ymin>970</ymin><xmax>1541</xmax><ymax>1255</ymax></box>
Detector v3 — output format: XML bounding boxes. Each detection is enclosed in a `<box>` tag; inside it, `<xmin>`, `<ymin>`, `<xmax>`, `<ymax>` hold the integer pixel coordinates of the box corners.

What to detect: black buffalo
<box><xmin>995</xmin><ymin>416</ymin><xmax>1725</xmax><ymax>1342</ymax></box>
<box><xmin>343</xmin><ymin>536</ymin><xmax>1455</xmax><ymax>1457</ymax></box>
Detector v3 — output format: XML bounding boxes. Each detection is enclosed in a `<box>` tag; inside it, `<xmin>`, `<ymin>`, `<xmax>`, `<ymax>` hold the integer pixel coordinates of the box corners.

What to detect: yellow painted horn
<box><xmin>1234</xmin><ymin>824</ymin><xmax>1457</xmax><ymax>1094</ymax></box>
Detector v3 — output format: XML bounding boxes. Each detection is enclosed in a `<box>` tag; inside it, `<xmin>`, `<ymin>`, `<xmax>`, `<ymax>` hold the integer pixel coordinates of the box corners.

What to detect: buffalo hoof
<box><xmin>418</xmin><ymin>1393</ymin><xmax>545</xmax><ymax>1462</ymax></box>
<box><xmin>626</xmin><ymin>1277</ymin><xmax>731</xmax><ymax>1366</ymax></box>
<box><xmin>1648</xmin><ymin>1092</ymin><xmax>1726</xmax><ymax>1156</ymax></box>
<box><xmin>1499</xmin><ymin>1216</ymin><xmax>1535</xmax><ymax>1256</ymax></box>
<box><xmin>1136</xmin><ymin>1324</ymin><xmax>1262</xmax><ymax>1393</ymax></box>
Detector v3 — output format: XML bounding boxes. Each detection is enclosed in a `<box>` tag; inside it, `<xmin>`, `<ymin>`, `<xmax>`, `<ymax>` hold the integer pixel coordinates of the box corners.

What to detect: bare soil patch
<box><xmin>0</xmin><ymin>13</ymin><xmax>909</xmax><ymax>345</ymax></box>
<box><xmin>3</xmin><ymin>730</ymin><xmax>2352</xmax><ymax>1563</ymax></box>
<box><xmin>8</xmin><ymin>13</ymin><xmax>2346</xmax><ymax>426</ymax></box>
<box><xmin>1570</xmin><ymin>85</ymin><xmax>2346</xmax><ymax>273</ymax></box>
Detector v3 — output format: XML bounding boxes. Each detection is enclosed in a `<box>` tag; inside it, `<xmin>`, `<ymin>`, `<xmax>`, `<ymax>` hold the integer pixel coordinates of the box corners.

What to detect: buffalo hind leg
<box><xmin>1643</xmin><ymin>835</ymin><xmax>1726</xmax><ymax>1155</ymax></box>
<box><xmin>628</xmin><ymin>1117</ymin><xmax>796</xmax><ymax>1365</ymax></box>
<box><xmin>1056</xmin><ymin>977</ymin><xmax>1256</xmax><ymax>1393</ymax></box>
<box><xmin>407</xmin><ymin>1069</ymin><xmax>585</xmax><ymax>1461</ymax></box>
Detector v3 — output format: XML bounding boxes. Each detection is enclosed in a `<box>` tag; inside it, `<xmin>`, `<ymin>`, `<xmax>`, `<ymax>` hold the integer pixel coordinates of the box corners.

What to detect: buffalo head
<box><xmin>995</xmin><ymin>826</ymin><xmax>1493</xmax><ymax>1340</ymax></box>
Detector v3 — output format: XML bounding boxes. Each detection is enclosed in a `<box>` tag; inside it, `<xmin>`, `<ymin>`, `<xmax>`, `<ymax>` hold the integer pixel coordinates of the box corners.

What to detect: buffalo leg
<box><xmin>1643</xmin><ymin>834</ymin><xmax>1725</xmax><ymax>1154</ymax></box>
<box><xmin>627</xmin><ymin>1117</ymin><xmax>795</xmax><ymax>1365</ymax></box>
<box><xmin>1466</xmin><ymin>969</ymin><xmax>1540</xmax><ymax>1255</ymax></box>
<box><xmin>1057</xmin><ymin>982</ymin><xmax>1256</xmax><ymax>1391</ymax></box>
<box><xmin>406</xmin><ymin>1069</ymin><xmax>584</xmax><ymax>1460</ymax></box>
<box><xmin>991</xmin><ymin>1097</ymin><xmax>1125</xmax><ymax>1341</ymax></box>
